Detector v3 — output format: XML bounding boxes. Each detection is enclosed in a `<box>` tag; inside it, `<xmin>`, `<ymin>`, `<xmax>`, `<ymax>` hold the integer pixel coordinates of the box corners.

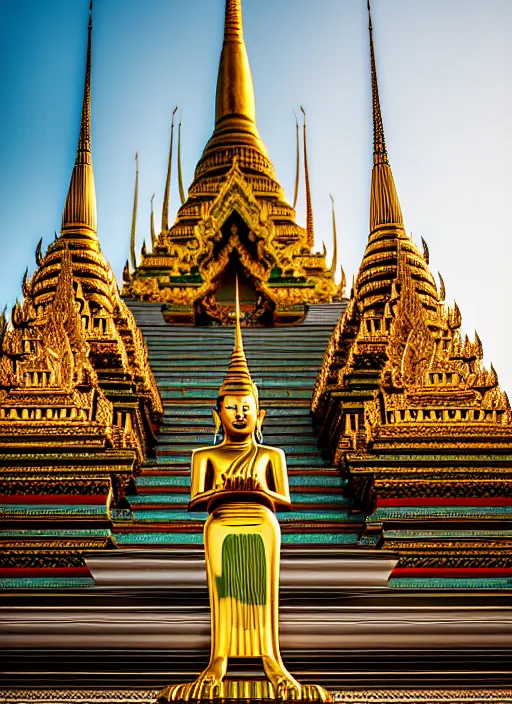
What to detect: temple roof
<box><xmin>312</xmin><ymin>0</ymin><xmax>509</xmax><ymax>417</ymax></box>
<box><xmin>124</xmin><ymin>0</ymin><xmax>339</xmax><ymax>318</ymax></box>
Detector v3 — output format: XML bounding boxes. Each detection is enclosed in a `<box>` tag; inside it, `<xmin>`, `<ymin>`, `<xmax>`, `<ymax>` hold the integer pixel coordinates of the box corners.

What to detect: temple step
<box><xmin>115</xmin><ymin>300</ymin><xmax>364</xmax><ymax>547</ymax></box>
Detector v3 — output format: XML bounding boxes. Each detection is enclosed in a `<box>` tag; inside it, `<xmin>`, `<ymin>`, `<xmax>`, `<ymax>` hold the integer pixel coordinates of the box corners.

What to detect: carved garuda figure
<box><xmin>157</xmin><ymin>283</ymin><xmax>330</xmax><ymax>702</ymax></box>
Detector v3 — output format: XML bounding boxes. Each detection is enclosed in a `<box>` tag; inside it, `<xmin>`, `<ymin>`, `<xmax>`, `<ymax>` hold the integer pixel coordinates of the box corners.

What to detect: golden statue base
<box><xmin>156</xmin><ymin>679</ymin><xmax>332</xmax><ymax>702</ymax></box>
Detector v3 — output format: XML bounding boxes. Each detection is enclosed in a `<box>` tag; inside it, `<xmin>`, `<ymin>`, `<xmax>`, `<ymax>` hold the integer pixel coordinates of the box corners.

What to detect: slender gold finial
<box><xmin>224</xmin><ymin>0</ymin><xmax>243</xmax><ymax>42</ymax></box>
<box><xmin>368</xmin><ymin>0</ymin><xmax>387</xmax><ymax>167</ymax></box>
<box><xmin>215</xmin><ymin>0</ymin><xmax>256</xmax><ymax>125</ymax></box>
<box><xmin>293</xmin><ymin>111</ymin><xmax>300</xmax><ymax>210</ymax></box>
<box><xmin>61</xmin><ymin>0</ymin><xmax>97</xmax><ymax>236</ymax></box>
<box><xmin>218</xmin><ymin>273</ymin><xmax>257</xmax><ymax>400</ymax></box>
<box><xmin>150</xmin><ymin>194</ymin><xmax>156</xmax><ymax>249</ymax></box>
<box><xmin>367</xmin><ymin>0</ymin><xmax>403</xmax><ymax>232</ymax></box>
<box><xmin>300</xmin><ymin>107</ymin><xmax>314</xmax><ymax>248</ymax></box>
<box><xmin>329</xmin><ymin>194</ymin><xmax>338</xmax><ymax>279</ymax></box>
<box><xmin>234</xmin><ymin>272</ymin><xmax>243</xmax><ymax>354</ymax></box>
<box><xmin>130</xmin><ymin>153</ymin><xmax>139</xmax><ymax>270</ymax></box>
<box><xmin>178</xmin><ymin>113</ymin><xmax>186</xmax><ymax>205</ymax></box>
<box><xmin>162</xmin><ymin>106</ymin><xmax>178</xmax><ymax>232</ymax></box>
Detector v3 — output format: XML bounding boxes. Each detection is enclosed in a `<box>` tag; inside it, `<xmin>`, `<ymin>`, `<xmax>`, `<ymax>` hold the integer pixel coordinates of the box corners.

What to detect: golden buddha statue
<box><xmin>157</xmin><ymin>282</ymin><xmax>330</xmax><ymax>703</ymax></box>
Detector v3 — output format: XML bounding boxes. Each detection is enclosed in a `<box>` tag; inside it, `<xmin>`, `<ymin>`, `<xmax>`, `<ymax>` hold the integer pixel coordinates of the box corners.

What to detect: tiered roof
<box><xmin>123</xmin><ymin>0</ymin><xmax>340</xmax><ymax>324</ymax></box>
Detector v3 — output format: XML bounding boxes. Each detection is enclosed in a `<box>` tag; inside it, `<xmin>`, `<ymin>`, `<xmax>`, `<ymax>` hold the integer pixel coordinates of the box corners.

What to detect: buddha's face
<box><xmin>219</xmin><ymin>393</ymin><xmax>258</xmax><ymax>441</ymax></box>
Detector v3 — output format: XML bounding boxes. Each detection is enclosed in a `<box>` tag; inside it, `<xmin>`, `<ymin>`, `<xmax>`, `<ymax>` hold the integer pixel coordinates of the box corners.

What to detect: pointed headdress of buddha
<box><xmin>214</xmin><ymin>277</ymin><xmax>264</xmax><ymax>444</ymax></box>
<box><xmin>218</xmin><ymin>277</ymin><xmax>259</xmax><ymax>405</ymax></box>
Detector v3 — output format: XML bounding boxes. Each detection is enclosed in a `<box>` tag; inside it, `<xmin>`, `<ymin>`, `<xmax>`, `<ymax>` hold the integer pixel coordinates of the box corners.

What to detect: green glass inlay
<box><xmin>114</xmin><ymin>532</ymin><xmax>204</xmax><ymax>545</ymax></box>
<box><xmin>0</xmin><ymin>505</ymin><xmax>108</xmax><ymax>516</ymax></box>
<box><xmin>133</xmin><ymin>510</ymin><xmax>208</xmax><ymax>521</ymax></box>
<box><xmin>281</xmin><ymin>533</ymin><xmax>359</xmax><ymax>544</ymax></box>
<box><xmin>113</xmin><ymin>531</ymin><xmax>360</xmax><ymax>546</ymax></box>
<box><xmin>388</xmin><ymin>577</ymin><xmax>512</xmax><ymax>590</ymax></box>
<box><xmin>132</xmin><ymin>509</ymin><xmax>356</xmax><ymax>523</ymax></box>
<box><xmin>130</xmin><ymin>494</ymin><xmax>190</xmax><ymax>505</ymax></box>
<box><xmin>160</xmin><ymin>388</ymin><xmax>314</xmax><ymax>400</ymax></box>
<box><xmin>276</xmin><ymin>510</ymin><xmax>356</xmax><ymax>522</ymax></box>
<box><xmin>289</xmin><ymin>494</ymin><xmax>350</xmax><ymax>505</ymax></box>
<box><xmin>0</xmin><ymin>577</ymin><xmax>95</xmax><ymax>589</ymax></box>
<box><xmin>360</xmin><ymin>453</ymin><xmax>512</xmax><ymax>463</ymax></box>
<box><xmin>289</xmin><ymin>476</ymin><xmax>345</xmax><ymax>487</ymax></box>
<box><xmin>384</xmin><ymin>529</ymin><xmax>512</xmax><ymax>539</ymax></box>
<box><xmin>129</xmin><ymin>493</ymin><xmax>349</xmax><ymax>507</ymax></box>
<box><xmin>0</xmin><ymin>529</ymin><xmax>111</xmax><ymax>538</ymax></box>
<box><xmin>371</xmin><ymin>506</ymin><xmax>512</xmax><ymax>521</ymax></box>
<box><xmin>155</xmin><ymin>455</ymin><xmax>328</xmax><ymax>468</ymax></box>
<box><xmin>136</xmin><ymin>476</ymin><xmax>190</xmax><ymax>488</ymax></box>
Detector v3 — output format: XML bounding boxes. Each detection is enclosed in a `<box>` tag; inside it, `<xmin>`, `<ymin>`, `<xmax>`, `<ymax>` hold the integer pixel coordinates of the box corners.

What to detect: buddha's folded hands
<box><xmin>220</xmin><ymin>474</ymin><xmax>263</xmax><ymax>492</ymax></box>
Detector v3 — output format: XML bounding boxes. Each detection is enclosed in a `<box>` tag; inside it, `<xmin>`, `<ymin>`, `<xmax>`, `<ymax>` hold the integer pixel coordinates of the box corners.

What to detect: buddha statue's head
<box><xmin>213</xmin><ymin>278</ymin><xmax>265</xmax><ymax>444</ymax></box>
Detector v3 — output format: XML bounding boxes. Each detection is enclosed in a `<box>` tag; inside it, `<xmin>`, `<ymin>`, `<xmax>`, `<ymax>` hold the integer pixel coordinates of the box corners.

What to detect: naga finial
<box><xmin>130</xmin><ymin>152</ymin><xmax>139</xmax><ymax>271</ymax></box>
<box><xmin>300</xmin><ymin>106</ymin><xmax>314</xmax><ymax>248</ymax></box>
<box><xmin>162</xmin><ymin>106</ymin><xmax>178</xmax><ymax>232</ymax></box>
<box><xmin>329</xmin><ymin>194</ymin><xmax>338</xmax><ymax>279</ymax></box>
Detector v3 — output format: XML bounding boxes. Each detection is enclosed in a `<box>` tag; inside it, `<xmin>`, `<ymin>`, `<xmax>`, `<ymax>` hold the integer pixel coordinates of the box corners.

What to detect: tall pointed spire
<box><xmin>61</xmin><ymin>0</ymin><xmax>97</xmax><ymax>237</ymax></box>
<box><xmin>301</xmin><ymin>106</ymin><xmax>314</xmax><ymax>248</ymax></box>
<box><xmin>162</xmin><ymin>106</ymin><xmax>178</xmax><ymax>232</ymax></box>
<box><xmin>205</xmin><ymin>0</ymin><xmax>267</xmax><ymax>157</ymax></box>
<box><xmin>367</xmin><ymin>0</ymin><xmax>403</xmax><ymax>232</ymax></box>
<box><xmin>150</xmin><ymin>194</ymin><xmax>156</xmax><ymax>249</ymax></box>
<box><xmin>216</xmin><ymin>0</ymin><xmax>255</xmax><ymax>124</ymax></box>
<box><xmin>293</xmin><ymin>111</ymin><xmax>300</xmax><ymax>210</ymax></box>
<box><xmin>130</xmin><ymin>153</ymin><xmax>139</xmax><ymax>271</ymax></box>
<box><xmin>329</xmin><ymin>194</ymin><xmax>338</xmax><ymax>278</ymax></box>
<box><xmin>177</xmin><ymin>115</ymin><xmax>186</xmax><ymax>205</ymax></box>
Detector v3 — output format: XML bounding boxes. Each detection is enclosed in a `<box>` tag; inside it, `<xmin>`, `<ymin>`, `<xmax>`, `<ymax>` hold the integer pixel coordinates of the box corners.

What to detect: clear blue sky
<box><xmin>0</xmin><ymin>0</ymin><xmax>511</xmax><ymax>392</ymax></box>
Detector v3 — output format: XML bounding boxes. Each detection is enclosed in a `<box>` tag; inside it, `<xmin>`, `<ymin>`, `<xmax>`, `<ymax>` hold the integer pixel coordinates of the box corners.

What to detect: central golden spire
<box><xmin>61</xmin><ymin>1</ymin><xmax>97</xmax><ymax>237</ymax></box>
<box><xmin>215</xmin><ymin>0</ymin><xmax>255</xmax><ymax>124</ymax></box>
<box><xmin>367</xmin><ymin>0</ymin><xmax>403</xmax><ymax>232</ymax></box>
<box><xmin>206</xmin><ymin>0</ymin><xmax>267</xmax><ymax>156</ymax></box>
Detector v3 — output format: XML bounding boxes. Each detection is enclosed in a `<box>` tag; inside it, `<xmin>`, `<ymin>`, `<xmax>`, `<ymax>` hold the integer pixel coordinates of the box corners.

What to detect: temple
<box><xmin>1</xmin><ymin>1</ymin><xmax>511</xmax><ymax>702</ymax></box>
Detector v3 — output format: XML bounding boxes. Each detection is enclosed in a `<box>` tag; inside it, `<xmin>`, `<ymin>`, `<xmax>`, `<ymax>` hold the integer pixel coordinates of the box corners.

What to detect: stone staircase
<box><xmin>114</xmin><ymin>301</ymin><xmax>364</xmax><ymax>548</ymax></box>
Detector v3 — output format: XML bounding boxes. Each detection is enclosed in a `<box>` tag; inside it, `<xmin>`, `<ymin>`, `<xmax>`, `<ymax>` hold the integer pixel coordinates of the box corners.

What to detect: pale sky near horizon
<box><xmin>0</xmin><ymin>0</ymin><xmax>511</xmax><ymax>392</ymax></box>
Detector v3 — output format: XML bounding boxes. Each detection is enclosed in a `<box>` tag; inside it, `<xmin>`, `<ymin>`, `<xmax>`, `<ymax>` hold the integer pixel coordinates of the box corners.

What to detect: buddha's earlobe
<box><xmin>256</xmin><ymin>409</ymin><xmax>266</xmax><ymax>444</ymax></box>
<box><xmin>212</xmin><ymin>407</ymin><xmax>222</xmax><ymax>445</ymax></box>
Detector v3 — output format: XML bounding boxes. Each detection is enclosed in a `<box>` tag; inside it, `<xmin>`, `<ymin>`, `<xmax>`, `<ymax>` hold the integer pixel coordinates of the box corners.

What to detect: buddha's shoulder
<box><xmin>191</xmin><ymin>445</ymin><xmax>217</xmax><ymax>460</ymax></box>
<box><xmin>257</xmin><ymin>444</ymin><xmax>286</xmax><ymax>460</ymax></box>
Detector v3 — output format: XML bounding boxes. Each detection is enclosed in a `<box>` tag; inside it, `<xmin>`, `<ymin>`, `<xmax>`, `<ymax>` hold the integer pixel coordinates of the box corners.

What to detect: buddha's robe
<box><xmin>190</xmin><ymin>441</ymin><xmax>290</xmax><ymax>659</ymax></box>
